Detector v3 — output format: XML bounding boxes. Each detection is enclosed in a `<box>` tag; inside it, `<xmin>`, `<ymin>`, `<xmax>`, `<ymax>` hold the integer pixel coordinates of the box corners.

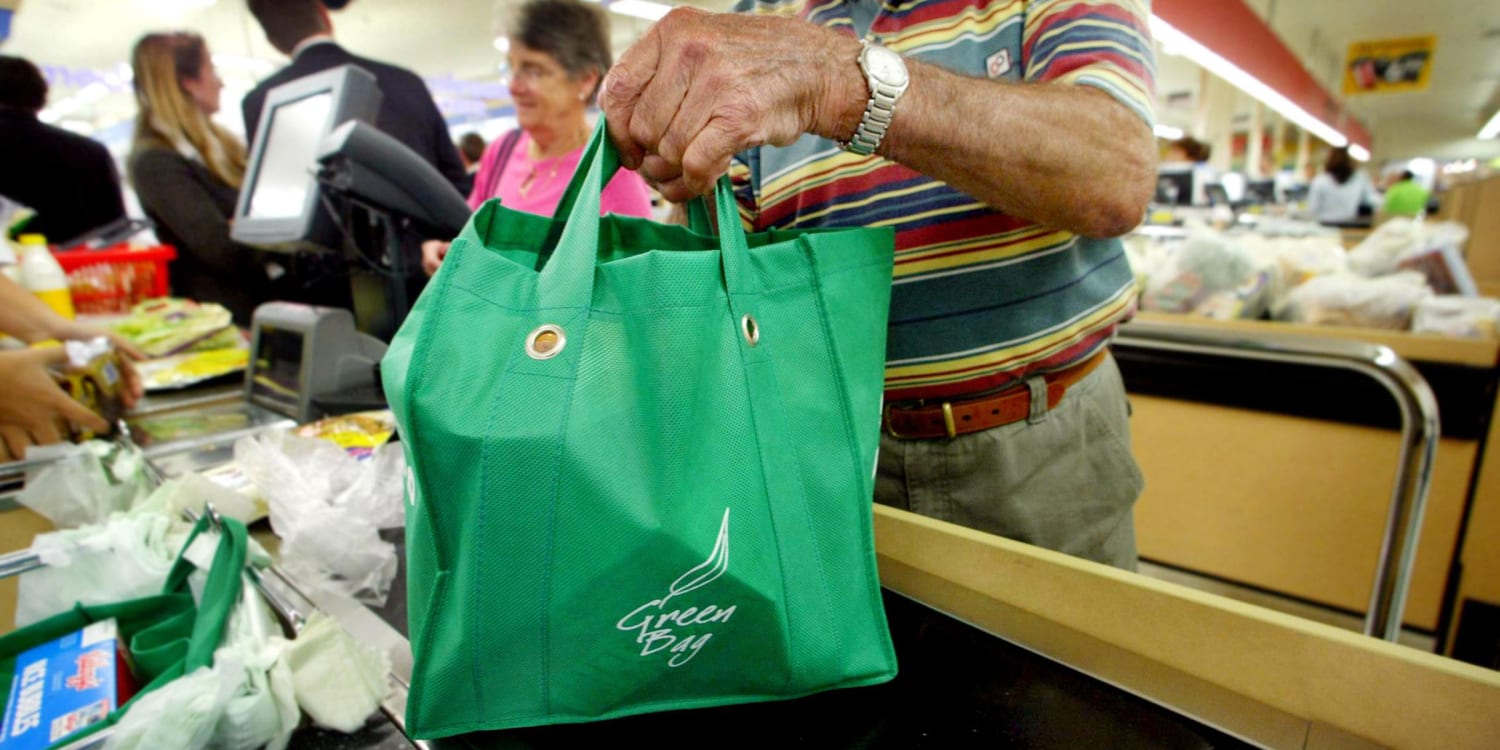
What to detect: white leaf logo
<box><xmin>661</xmin><ymin>508</ymin><xmax>729</xmax><ymax>608</ymax></box>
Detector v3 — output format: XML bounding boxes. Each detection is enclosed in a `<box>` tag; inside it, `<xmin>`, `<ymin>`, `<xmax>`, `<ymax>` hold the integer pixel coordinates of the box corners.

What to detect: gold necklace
<box><xmin>518</xmin><ymin>127</ymin><xmax>588</xmax><ymax>199</ymax></box>
<box><xmin>518</xmin><ymin>159</ymin><xmax>561</xmax><ymax>199</ymax></box>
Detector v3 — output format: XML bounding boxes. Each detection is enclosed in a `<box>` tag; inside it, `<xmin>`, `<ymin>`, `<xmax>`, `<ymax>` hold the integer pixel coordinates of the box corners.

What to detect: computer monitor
<box><xmin>1244</xmin><ymin>179</ymin><xmax>1277</xmax><ymax>205</ymax></box>
<box><xmin>317</xmin><ymin>121</ymin><xmax>471</xmax><ymax>239</ymax></box>
<box><xmin>1155</xmin><ymin>165</ymin><xmax>1195</xmax><ymax>206</ymax></box>
<box><xmin>231</xmin><ymin>64</ymin><xmax>381</xmax><ymax>251</ymax></box>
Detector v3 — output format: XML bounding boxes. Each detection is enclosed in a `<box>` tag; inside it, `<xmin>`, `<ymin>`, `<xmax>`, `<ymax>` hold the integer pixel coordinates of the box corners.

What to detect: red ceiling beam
<box><xmin>1154</xmin><ymin>0</ymin><xmax>1372</xmax><ymax>150</ymax></box>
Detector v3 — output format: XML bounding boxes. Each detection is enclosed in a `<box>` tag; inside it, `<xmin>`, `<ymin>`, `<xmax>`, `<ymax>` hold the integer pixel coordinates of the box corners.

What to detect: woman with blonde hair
<box><xmin>128</xmin><ymin>31</ymin><xmax>268</xmax><ymax>324</ymax></box>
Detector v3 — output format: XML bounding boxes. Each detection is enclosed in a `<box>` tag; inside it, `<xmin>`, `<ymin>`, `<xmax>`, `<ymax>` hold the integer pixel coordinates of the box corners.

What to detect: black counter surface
<box><xmin>341</xmin><ymin>531</ymin><xmax>1253</xmax><ymax>750</ymax></box>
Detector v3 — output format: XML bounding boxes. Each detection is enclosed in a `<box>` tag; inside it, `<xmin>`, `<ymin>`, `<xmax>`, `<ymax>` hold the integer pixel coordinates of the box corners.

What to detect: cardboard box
<box><xmin>1</xmin><ymin>620</ymin><xmax>136</xmax><ymax>750</ymax></box>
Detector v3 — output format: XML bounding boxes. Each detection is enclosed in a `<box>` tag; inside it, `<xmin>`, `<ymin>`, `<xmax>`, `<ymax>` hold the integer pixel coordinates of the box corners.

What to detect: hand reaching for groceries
<box><xmin>0</xmin><ymin>347</ymin><xmax>113</xmax><ymax>462</ymax></box>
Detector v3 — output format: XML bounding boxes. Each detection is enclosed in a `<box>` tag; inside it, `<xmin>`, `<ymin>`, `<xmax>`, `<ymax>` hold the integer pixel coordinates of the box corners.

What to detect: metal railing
<box><xmin>1114</xmin><ymin>317</ymin><xmax>1441</xmax><ymax>642</ymax></box>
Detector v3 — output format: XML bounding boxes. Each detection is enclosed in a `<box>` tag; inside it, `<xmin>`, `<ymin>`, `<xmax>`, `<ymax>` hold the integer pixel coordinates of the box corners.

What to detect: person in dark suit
<box><xmin>0</xmin><ymin>55</ymin><xmax>126</xmax><ymax>246</ymax></box>
<box><xmin>242</xmin><ymin>0</ymin><xmax>468</xmax><ymax>195</ymax></box>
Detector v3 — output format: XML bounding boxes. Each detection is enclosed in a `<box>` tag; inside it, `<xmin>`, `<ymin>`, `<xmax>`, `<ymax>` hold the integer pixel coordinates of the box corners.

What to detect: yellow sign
<box><xmin>1344</xmin><ymin>36</ymin><xmax>1436</xmax><ymax>95</ymax></box>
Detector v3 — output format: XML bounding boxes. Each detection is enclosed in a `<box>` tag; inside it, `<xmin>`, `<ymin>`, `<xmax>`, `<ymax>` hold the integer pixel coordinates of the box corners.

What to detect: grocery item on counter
<box><xmin>135</xmin><ymin>346</ymin><xmax>250</xmax><ymax>391</ymax></box>
<box><xmin>1139</xmin><ymin>231</ymin><xmax>1272</xmax><ymax>320</ymax></box>
<box><xmin>0</xmin><ymin>620</ymin><xmax>136</xmax><ymax>750</ymax></box>
<box><xmin>1280</xmin><ymin>271</ymin><xmax>1432</xmax><ymax>331</ymax></box>
<box><xmin>1412</xmin><ymin>296</ymin><xmax>1500</xmax><ymax>339</ymax></box>
<box><xmin>48</xmin><ymin>337</ymin><xmax>125</xmax><ymax>441</ymax></box>
<box><xmin>17</xmin><ymin>233</ymin><xmax>74</xmax><ymax>320</ymax></box>
<box><xmin>293</xmin><ymin>410</ymin><xmax>395</xmax><ymax>459</ymax></box>
<box><xmin>127</xmin><ymin>410</ymin><xmax>251</xmax><ymax>446</ymax></box>
<box><xmin>110</xmin><ymin>298</ymin><xmax>239</xmax><ymax>358</ymax></box>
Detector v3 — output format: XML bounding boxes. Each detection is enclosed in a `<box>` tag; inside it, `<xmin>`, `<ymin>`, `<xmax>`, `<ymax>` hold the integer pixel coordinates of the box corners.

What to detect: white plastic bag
<box><xmin>1412</xmin><ymin>296</ymin><xmax>1500</xmax><ymax>339</ymax></box>
<box><xmin>16</xmin><ymin>440</ymin><xmax>153</xmax><ymax>528</ymax></box>
<box><xmin>286</xmin><ymin>611</ymin><xmax>390</xmax><ymax>733</ymax></box>
<box><xmin>14</xmin><ymin>512</ymin><xmax>176</xmax><ymax>627</ymax></box>
<box><xmin>104</xmin><ymin>576</ymin><xmax>300</xmax><ymax>750</ymax></box>
<box><xmin>1281</xmin><ymin>271</ymin><xmax>1433</xmax><ymax>330</ymax></box>
<box><xmin>104</xmin><ymin>662</ymin><xmax>237</xmax><ymax>750</ymax></box>
<box><xmin>1140</xmin><ymin>231</ymin><xmax>1271</xmax><ymax>319</ymax></box>
<box><xmin>234</xmin><ymin>432</ymin><xmax>404</xmax><ymax>605</ymax></box>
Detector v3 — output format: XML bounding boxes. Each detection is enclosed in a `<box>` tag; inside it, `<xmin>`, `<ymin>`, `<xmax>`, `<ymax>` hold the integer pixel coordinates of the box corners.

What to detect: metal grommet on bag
<box><xmin>741</xmin><ymin>314</ymin><xmax>760</xmax><ymax>347</ymax></box>
<box><xmin>525</xmin><ymin>324</ymin><xmax>566</xmax><ymax>360</ymax></box>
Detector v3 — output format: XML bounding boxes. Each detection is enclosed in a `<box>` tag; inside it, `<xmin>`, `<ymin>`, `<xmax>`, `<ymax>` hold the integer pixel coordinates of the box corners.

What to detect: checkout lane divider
<box><xmin>1114</xmin><ymin>317</ymin><xmax>1441</xmax><ymax>642</ymax></box>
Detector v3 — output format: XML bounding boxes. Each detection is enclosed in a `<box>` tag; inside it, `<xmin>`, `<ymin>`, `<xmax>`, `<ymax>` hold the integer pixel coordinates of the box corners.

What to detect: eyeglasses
<box><xmin>508</xmin><ymin>61</ymin><xmax>564</xmax><ymax>83</ymax></box>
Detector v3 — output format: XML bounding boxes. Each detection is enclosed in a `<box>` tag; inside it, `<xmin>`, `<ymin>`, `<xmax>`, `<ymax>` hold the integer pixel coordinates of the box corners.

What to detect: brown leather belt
<box><xmin>882</xmin><ymin>351</ymin><xmax>1108</xmax><ymax>440</ymax></box>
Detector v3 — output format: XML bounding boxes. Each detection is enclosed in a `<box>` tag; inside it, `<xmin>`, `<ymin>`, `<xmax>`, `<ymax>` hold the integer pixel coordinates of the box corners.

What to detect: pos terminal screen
<box><xmin>250</xmin><ymin>326</ymin><xmax>305</xmax><ymax>417</ymax></box>
<box><xmin>246</xmin><ymin>91</ymin><xmax>335</xmax><ymax>219</ymax></box>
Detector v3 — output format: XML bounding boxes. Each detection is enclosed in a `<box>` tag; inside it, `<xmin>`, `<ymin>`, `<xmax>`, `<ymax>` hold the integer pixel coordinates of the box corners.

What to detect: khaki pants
<box><xmin>876</xmin><ymin>352</ymin><xmax>1143</xmax><ymax>570</ymax></box>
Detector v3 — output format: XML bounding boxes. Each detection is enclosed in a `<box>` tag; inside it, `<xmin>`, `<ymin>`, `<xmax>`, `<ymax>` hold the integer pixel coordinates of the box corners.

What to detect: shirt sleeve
<box><xmin>729</xmin><ymin>151</ymin><xmax>760</xmax><ymax>232</ymax></box>
<box><xmin>1022</xmin><ymin>0</ymin><xmax>1156</xmax><ymax>127</ymax></box>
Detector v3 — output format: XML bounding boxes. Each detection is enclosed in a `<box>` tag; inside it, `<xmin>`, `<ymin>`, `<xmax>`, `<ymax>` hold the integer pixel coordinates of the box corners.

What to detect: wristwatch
<box><xmin>844</xmin><ymin>40</ymin><xmax>910</xmax><ymax>156</ymax></box>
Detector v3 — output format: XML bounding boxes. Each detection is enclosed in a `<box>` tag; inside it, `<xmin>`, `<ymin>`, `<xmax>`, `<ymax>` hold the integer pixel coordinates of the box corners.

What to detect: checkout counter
<box><xmin>2</xmin><ymin>321</ymin><xmax>1500</xmax><ymax>747</ymax></box>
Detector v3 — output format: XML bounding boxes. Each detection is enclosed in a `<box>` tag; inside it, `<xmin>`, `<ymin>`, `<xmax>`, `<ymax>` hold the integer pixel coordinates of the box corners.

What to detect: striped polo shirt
<box><xmin>730</xmin><ymin>0</ymin><xmax>1155</xmax><ymax>400</ymax></box>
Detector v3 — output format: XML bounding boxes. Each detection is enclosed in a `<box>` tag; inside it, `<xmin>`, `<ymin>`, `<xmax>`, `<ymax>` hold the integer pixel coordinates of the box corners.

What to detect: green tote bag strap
<box><xmin>686</xmin><ymin>195</ymin><xmax>714</xmax><ymax>235</ymax></box>
<box><xmin>539</xmin><ymin>120</ymin><xmax>759</xmax><ymax>313</ymax></box>
<box><xmin>133</xmin><ymin>514</ymin><xmax>248</xmax><ymax>675</ymax></box>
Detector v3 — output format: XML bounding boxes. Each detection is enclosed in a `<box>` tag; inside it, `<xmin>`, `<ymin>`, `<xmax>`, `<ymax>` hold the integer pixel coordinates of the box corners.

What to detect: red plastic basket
<box><xmin>53</xmin><ymin>244</ymin><xmax>177</xmax><ymax>315</ymax></box>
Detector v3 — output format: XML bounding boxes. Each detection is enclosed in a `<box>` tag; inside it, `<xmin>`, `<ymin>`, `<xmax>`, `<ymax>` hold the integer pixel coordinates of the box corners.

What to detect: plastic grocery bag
<box><xmin>107</xmin><ymin>565</ymin><xmax>299</xmax><ymax>750</ymax></box>
<box><xmin>1140</xmin><ymin>231</ymin><xmax>1272</xmax><ymax>319</ymax></box>
<box><xmin>16</xmin><ymin>440</ymin><xmax>154</xmax><ymax>528</ymax></box>
<box><xmin>1412</xmin><ymin>296</ymin><xmax>1500</xmax><ymax>339</ymax></box>
<box><xmin>285</xmin><ymin>611</ymin><xmax>389</xmax><ymax>733</ymax></box>
<box><xmin>234</xmin><ymin>431</ymin><xmax>404</xmax><ymax>605</ymax></box>
<box><xmin>1281</xmin><ymin>271</ymin><xmax>1433</xmax><ymax>330</ymax></box>
<box><xmin>15</xmin><ymin>512</ymin><xmax>176</xmax><ymax>627</ymax></box>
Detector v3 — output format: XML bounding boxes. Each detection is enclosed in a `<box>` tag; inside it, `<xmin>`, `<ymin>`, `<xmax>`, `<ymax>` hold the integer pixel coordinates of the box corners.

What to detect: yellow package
<box><xmin>49</xmin><ymin>337</ymin><xmax>124</xmax><ymax>441</ymax></box>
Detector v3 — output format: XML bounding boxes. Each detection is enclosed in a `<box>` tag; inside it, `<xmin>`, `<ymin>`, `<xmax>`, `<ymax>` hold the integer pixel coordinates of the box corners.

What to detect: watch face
<box><xmin>865</xmin><ymin>46</ymin><xmax>909</xmax><ymax>87</ymax></box>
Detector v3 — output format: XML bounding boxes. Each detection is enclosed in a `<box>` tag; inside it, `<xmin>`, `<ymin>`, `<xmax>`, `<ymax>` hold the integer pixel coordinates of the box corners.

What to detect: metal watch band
<box><xmin>844</xmin><ymin>42</ymin><xmax>908</xmax><ymax>156</ymax></box>
<box><xmin>846</xmin><ymin>78</ymin><xmax>902</xmax><ymax>155</ymax></box>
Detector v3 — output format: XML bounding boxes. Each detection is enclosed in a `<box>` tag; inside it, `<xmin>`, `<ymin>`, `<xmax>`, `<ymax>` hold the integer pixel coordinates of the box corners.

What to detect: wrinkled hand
<box><xmin>422</xmin><ymin>240</ymin><xmax>450</xmax><ymax>277</ymax></box>
<box><xmin>0</xmin><ymin>347</ymin><xmax>111</xmax><ymax>462</ymax></box>
<box><xmin>601</xmin><ymin>8</ymin><xmax>863</xmax><ymax>202</ymax></box>
<box><xmin>51</xmin><ymin>322</ymin><xmax>145</xmax><ymax>409</ymax></box>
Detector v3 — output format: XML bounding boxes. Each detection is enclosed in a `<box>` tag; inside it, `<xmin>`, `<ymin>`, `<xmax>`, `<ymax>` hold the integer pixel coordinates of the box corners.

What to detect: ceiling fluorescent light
<box><xmin>1349</xmin><ymin>144</ymin><xmax>1371</xmax><ymax>162</ymax></box>
<box><xmin>1153</xmin><ymin>124</ymin><xmax>1184</xmax><ymax>140</ymax></box>
<box><xmin>493</xmin><ymin>37</ymin><xmax>510</xmax><ymax>53</ymax></box>
<box><xmin>609</xmin><ymin>0</ymin><xmax>673</xmax><ymax>21</ymax></box>
<box><xmin>1480</xmin><ymin>109</ymin><xmax>1500</xmax><ymax>140</ymax></box>
<box><xmin>1149</xmin><ymin>15</ymin><xmax>1349</xmax><ymax>149</ymax></box>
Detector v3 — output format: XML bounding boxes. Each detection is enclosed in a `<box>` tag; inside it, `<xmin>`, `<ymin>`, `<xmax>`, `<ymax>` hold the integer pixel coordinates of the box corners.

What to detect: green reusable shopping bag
<box><xmin>0</xmin><ymin>515</ymin><xmax>248</xmax><ymax>749</ymax></box>
<box><xmin>383</xmin><ymin>119</ymin><xmax>899</xmax><ymax>737</ymax></box>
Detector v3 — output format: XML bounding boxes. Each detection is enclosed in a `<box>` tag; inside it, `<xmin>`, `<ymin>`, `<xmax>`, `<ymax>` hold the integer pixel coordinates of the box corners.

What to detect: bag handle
<box><xmin>539</xmin><ymin>119</ymin><xmax>756</xmax><ymax>313</ymax></box>
<box><xmin>160</xmin><ymin>514</ymin><xmax>249</xmax><ymax>672</ymax></box>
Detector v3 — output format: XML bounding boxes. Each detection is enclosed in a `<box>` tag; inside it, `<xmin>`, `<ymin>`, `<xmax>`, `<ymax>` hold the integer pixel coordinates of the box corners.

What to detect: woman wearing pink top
<box><xmin>421</xmin><ymin>0</ymin><xmax>653</xmax><ymax>276</ymax></box>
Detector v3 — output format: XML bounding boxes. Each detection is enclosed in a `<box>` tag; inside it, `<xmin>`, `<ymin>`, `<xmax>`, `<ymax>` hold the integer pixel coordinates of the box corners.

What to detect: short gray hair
<box><xmin>509</xmin><ymin>0</ymin><xmax>612</xmax><ymax>103</ymax></box>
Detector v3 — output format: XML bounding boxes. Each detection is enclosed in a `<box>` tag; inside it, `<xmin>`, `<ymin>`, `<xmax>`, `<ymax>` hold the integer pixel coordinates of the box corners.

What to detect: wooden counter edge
<box><xmin>873</xmin><ymin>505</ymin><xmax>1500</xmax><ymax>750</ymax></box>
<box><xmin>1128</xmin><ymin>311</ymin><xmax>1500</xmax><ymax>368</ymax></box>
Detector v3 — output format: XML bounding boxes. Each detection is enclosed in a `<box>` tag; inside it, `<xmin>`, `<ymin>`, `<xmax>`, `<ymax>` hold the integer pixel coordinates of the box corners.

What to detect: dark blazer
<box><xmin>241</xmin><ymin>42</ymin><xmax>469</xmax><ymax>195</ymax></box>
<box><xmin>128</xmin><ymin>146</ymin><xmax>267</xmax><ymax>325</ymax></box>
<box><xmin>0</xmin><ymin>108</ymin><xmax>126</xmax><ymax>246</ymax></box>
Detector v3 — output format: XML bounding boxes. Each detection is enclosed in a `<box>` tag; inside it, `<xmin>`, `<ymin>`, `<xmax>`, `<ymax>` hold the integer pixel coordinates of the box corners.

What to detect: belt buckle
<box><xmin>882</xmin><ymin>402</ymin><xmax>903</xmax><ymax>439</ymax></box>
<box><xmin>883</xmin><ymin>401</ymin><xmax>958</xmax><ymax>439</ymax></box>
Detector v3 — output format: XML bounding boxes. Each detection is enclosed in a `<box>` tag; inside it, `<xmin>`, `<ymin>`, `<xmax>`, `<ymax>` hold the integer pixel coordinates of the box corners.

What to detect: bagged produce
<box><xmin>110</xmin><ymin>298</ymin><xmax>240</xmax><ymax>358</ymax></box>
<box><xmin>1140</xmin><ymin>230</ymin><xmax>1272</xmax><ymax>319</ymax></box>
<box><xmin>1412</xmin><ymin>296</ymin><xmax>1500</xmax><ymax>338</ymax></box>
<box><xmin>1280</xmin><ymin>271</ymin><xmax>1432</xmax><ymax>330</ymax></box>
